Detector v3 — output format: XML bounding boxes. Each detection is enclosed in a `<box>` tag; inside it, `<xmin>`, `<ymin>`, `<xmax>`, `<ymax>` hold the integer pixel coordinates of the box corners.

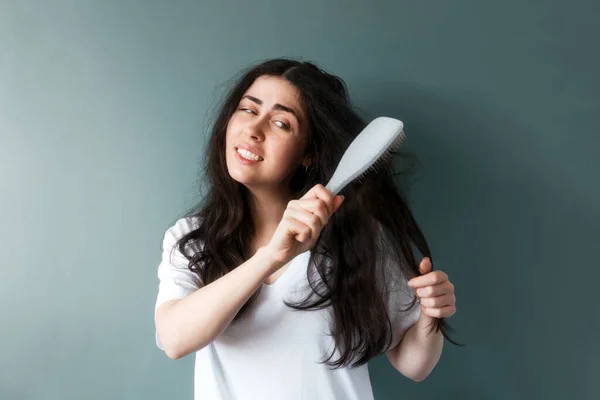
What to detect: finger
<box><xmin>419</xmin><ymin>293</ymin><xmax>456</xmax><ymax>308</ymax></box>
<box><xmin>285</xmin><ymin>205</ymin><xmax>325</xmax><ymax>231</ymax></box>
<box><xmin>288</xmin><ymin>199</ymin><xmax>328</xmax><ymax>226</ymax></box>
<box><xmin>331</xmin><ymin>195</ymin><xmax>344</xmax><ymax>213</ymax></box>
<box><xmin>284</xmin><ymin>208</ymin><xmax>323</xmax><ymax>239</ymax></box>
<box><xmin>292</xmin><ymin>196</ymin><xmax>344</xmax><ymax>218</ymax></box>
<box><xmin>415</xmin><ymin>281</ymin><xmax>454</xmax><ymax>298</ymax></box>
<box><xmin>422</xmin><ymin>305</ymin><xmax>456</xmax><ymax>319</ymax></box>
<box><xmin>418</xmin><ymin>257</ymin><xmax>432</xmax><ymax>275</ymax></box>
<box><xmin>408</xmin><ymin>270</ymin><xmax>448</xmax><ymax>288</ymax></box>
<box><xmin>282</xmin><ymin>216</ymin><xmax>313</xmax><ymax>243</ymax></box>
<box><xmin>300</xmin><ymin>184</ymin><xmax>334</xmax><ymax>214</ymax></box>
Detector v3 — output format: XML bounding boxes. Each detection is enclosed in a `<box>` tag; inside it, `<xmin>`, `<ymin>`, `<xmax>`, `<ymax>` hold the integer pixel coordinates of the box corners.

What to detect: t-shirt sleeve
<box><xmin>154</xmin><ymin>217</ymin><xmax>202</xmax><ymax>349</ymax></box>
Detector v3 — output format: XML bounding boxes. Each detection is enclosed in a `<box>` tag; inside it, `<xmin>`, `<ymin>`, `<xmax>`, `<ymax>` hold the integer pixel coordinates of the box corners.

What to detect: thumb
<box><xmin>332</xmin><ymin>195</ymin><xmax>345</xmax><ymax>213</ymax></box>
<box><xmin>419</xmin><ymin>257</ymin><xmax>432</xmax><ymax>275</ymax></box>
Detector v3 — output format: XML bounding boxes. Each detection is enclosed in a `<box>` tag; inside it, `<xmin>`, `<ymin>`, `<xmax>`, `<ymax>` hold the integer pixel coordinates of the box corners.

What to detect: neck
<box><xmin>246</xmin><ymin>185</ymin><xmax>294</xmax><ymax>250</ymax></box>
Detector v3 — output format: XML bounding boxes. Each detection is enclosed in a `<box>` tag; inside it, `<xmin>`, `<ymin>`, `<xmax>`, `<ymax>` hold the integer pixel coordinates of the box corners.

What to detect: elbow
<box><xmin>158</xmin><ymin>336</ymin><xmax>184</xmax><ymax>360</ymax></box>
<box><xmin>161</xmin><ymin>338</ymin><xmax>193</xmax><ymax>360</ymax></box>
<box><xmin>407</xmin><ymin>367</ymin><xmax>432</xmax><ymax>382</ymax></box>
<box><xmin>164</xmin><ymin>346</ymin><xmax>185</xmax><ymax>360</ymax></box>
<box><xmin>155</xmin><ymin>315</ymin><xmax>214</xmax><ymax>360</ymax></box>
<box><xmin>164</xmin><ymin>342</ymin><xmax>209</xmax><ymax>360</ymax></box>
<box><xmin>393</xmin><ymin>364</ymin><xmax>430</xmax><ymax>382</ymax></box>
<box><xmin>157</xmin><ymin>330</ymin><xmax>188</xmax><ymax>360</ymax></box>
<box><xmin>159</xmin><ymin>334</ymin><xmax>194</xmax><ymax>360</ymax></box>
<box><xmin>158</xmin><ymin>332</ymin><xmax>210</xmax><ymax>360</ymax></box>
<box><xmin>412</xmin><ymin>374</ymin><xmax>429</xmax><ymax>383</ymax></box>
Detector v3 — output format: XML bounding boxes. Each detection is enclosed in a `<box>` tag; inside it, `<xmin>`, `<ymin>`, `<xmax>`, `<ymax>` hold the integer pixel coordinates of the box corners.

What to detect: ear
<box><xmin>302</xmin><ymin>154</ymin><xmax>312</xmax><ymax>168</ymax></box>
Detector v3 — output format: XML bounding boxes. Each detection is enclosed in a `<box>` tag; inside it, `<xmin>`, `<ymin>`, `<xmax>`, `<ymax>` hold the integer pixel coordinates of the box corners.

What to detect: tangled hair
<box><xmin>174</xmin><ymin>58</ymin><xmax>461</xmax><ymax>369</ymax></box>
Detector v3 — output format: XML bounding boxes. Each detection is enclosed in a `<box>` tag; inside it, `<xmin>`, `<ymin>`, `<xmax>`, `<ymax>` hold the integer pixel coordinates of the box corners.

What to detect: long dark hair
<box><xmin>174</xmin><ymin>57</ymin><xmax>461</xmax><ymax>369</ymax></box>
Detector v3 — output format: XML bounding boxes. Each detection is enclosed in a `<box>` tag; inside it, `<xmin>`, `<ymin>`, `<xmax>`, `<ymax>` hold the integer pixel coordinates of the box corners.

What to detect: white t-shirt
<box><xmin>154</xmin><ymin>217</ymin><xmax>421</xmax><ymax>400</ymax></box>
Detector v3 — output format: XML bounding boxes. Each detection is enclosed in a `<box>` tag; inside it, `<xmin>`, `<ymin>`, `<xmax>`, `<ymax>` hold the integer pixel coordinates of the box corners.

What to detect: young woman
<box><xmin>154</xmin><ymin>58</ymin><xmax>458</xmax><ymax>399</ymax></box>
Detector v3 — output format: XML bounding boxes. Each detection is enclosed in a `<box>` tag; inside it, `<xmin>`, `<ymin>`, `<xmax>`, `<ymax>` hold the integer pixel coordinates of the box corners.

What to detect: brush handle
<box><xmin>325</xmin><ymin>178</ymin><xmax>344</xmax><ymax>196</ymax></box>
<box><xmin>324</xmin><ymin>117</ymin><xmax>405</xmax><ymax>196</ymax></box>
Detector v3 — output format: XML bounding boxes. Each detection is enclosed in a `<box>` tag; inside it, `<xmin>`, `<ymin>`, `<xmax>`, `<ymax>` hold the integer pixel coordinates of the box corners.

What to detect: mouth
<box><xmin>235</xmin><ymin>147</ymin><xmax>264</xmax><ymax>162</ymax></box>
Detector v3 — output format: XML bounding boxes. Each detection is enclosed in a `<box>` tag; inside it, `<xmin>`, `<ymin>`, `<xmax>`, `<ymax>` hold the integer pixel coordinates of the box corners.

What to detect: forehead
<box><xmin>243</xmin><ymin>76</ymin><xmax>305</xmax><ymax>117</ymax></box>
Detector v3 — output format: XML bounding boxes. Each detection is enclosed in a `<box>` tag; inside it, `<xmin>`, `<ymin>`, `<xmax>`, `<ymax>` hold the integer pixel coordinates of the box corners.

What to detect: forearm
<box><xmin>389</xmin><ymin>314</ymin><xmax>444</xmax><ymax>382</ymax></box>
<box><xmin>155</xmin><ymin>247</ymin><xmax>283</xmax><ymax>359</ymax></box>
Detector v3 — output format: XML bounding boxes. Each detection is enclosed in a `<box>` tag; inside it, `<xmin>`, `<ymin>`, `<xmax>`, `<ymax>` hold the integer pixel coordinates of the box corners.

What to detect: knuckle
<box><xmin>310</xmin><ymin>214</ymin><xmax>319</xmax><ymax>226</ymax></box>
<box><xmin>316</xmin><ymin>184</ymin><xmax>332</xmax><ymax>198</ymax></box>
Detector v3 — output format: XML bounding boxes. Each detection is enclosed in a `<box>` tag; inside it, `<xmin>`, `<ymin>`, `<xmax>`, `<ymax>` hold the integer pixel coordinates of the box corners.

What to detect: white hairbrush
<box><xmin>325</xmin><ymin>117</ymin><xmax>405</xmax><ymax>195</ymax></box>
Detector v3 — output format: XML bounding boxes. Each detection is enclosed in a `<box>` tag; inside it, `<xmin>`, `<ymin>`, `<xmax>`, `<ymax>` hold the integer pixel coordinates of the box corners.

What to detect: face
<box><xmin>225</xmin><ymin>76</ymin><xmax>310</xmax><ymax>191</ymax></box>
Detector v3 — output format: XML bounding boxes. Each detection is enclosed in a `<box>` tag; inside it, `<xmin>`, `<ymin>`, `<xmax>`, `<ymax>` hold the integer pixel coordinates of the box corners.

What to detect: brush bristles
<box><xmin>353</xmin><ymin>131</ymin><xmax>406</xmax><ymax>183</ymax></box>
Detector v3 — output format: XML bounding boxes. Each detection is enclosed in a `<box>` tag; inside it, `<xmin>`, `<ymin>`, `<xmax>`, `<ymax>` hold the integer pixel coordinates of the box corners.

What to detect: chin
<box><xmin>225</xmin><ymin>158</ymin><xmax>262</xmax><ymax>186</ymax></box>
<box><xmin>226</xmin><ymin>166</ymin><xmax>256</xmax><ymax>186</ymax></box>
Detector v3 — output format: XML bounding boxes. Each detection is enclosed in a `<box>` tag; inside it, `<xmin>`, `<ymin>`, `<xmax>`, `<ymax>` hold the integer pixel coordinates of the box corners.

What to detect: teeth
<box><xmin>237</xmin><ymin>148</ymin><xmax>262</xmax><ymax>161</ymax></box>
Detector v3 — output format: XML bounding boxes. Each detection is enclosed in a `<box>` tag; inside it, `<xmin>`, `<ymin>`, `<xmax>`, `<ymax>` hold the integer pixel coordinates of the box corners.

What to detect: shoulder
<box><xmin>164</xmin><ymin>215</ymin><xmax>201</xmax><ymax>239</ymax></box>
<box><xmin>162</xmin><ymin>215</ymin><xmax>203</xmax><ymax>253</ymax></box>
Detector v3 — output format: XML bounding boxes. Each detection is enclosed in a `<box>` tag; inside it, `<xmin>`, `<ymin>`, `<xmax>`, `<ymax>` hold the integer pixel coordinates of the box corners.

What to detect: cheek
<box><xmin>225</xmin><ymin>121</ymin><xmax>239</xmax><ymax>148</ymax></box>
<box><xmin>225</xmin><ymin>121</ymin><xmax>234</xmax><ymax>141</ymax></box>
<box><xmin>270</xmin><ymin>140</ymin><xmax>305</xmax><ymax>167</ymax></box>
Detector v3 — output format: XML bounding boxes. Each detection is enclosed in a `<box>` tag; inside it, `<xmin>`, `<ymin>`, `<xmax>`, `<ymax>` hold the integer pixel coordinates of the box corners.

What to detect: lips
<box><xmin>235</xmin><ymin>143</ymin><xmax>264</xmax><ymax>160</ymax></box>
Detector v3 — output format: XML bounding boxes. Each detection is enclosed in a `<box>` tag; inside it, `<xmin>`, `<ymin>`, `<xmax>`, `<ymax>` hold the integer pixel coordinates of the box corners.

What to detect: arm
<box><xmin>155</xmin><ymin>185</ymin><xmax>343</xmax><ymax>360</ymax></box>
<box><xmin>155</xmin><ymin>246</ymin><xmax>284</xmax><ymax>360</ymax></box>
<box><xmin>387</xmin><ymin>257</ymin><xmax>455</xmax><ymax>381</ymax></box>
<box><xmin>386</xmin><ymin>314</ymin><xmax>444</xmax><ymax>382</ymax></box>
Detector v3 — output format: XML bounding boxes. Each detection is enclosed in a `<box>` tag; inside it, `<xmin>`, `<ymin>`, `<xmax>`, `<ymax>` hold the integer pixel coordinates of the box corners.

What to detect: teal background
<box><xmin>1</xmin><ymin>0</ymin><xmax>598</xmax><ymax>399</ymax></box>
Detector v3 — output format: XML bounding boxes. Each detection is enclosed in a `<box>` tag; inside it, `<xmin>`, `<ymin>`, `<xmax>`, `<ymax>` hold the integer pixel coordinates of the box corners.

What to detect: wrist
<box><xmin>417</xmin><ymin>312</ymin><xmax>434</xmax><ymax>326</ymax></box>
<box><xmin>416</xmin><ymin>312</ymin><xmax>442</xmax><ymax>336</ymax></box>
<box><xmin>255</xmin><ymin>246</ymin><xmax>286</xmax><ymax>275</ymax></box>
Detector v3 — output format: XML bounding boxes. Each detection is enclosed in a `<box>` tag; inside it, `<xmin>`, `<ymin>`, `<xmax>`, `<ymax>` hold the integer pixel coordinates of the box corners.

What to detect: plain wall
<box><xmin>1</xmin><ymin>1</ymin><xmax>598</xmax><ymax>399</ymax></box>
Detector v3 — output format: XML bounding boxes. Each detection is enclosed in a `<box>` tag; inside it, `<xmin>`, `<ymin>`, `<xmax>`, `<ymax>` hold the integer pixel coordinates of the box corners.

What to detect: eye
<box><xmin>274</xmin><ymin>120</ymin><xmax>290</xmax><ymax>130</ymax></box>
<box><xmin>240</xmin><ymin>108</ymin><xmax>256</xmax><ymax>115</ymax></box>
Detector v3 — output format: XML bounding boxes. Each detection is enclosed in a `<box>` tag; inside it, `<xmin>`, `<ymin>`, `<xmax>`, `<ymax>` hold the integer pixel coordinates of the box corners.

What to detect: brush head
<box><xmin>325</xmin><ymin>117</ymin><xmax>405</xmax><ymax>196</ymax></box>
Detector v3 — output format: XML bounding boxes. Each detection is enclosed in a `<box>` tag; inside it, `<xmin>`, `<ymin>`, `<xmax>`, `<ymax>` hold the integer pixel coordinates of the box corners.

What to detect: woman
<box><xmin>154</xmin><ymin>58</ymin><xmax>458</xmax><ymax>400</ymax></box>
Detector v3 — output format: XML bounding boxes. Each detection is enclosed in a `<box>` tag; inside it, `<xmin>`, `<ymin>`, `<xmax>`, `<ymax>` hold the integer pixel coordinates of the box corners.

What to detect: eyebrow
<box><xmin>242</xmin><ymin>95</ymin><xmax>299</xmax><ymax>119</ymax></box>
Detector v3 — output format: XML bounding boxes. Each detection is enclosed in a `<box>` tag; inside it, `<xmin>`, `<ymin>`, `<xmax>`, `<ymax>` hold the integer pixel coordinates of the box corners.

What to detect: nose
<box><xmin>242</xmin><ymin>119</ymin><xmax>265</xmax><ymax>142</ymax></box>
